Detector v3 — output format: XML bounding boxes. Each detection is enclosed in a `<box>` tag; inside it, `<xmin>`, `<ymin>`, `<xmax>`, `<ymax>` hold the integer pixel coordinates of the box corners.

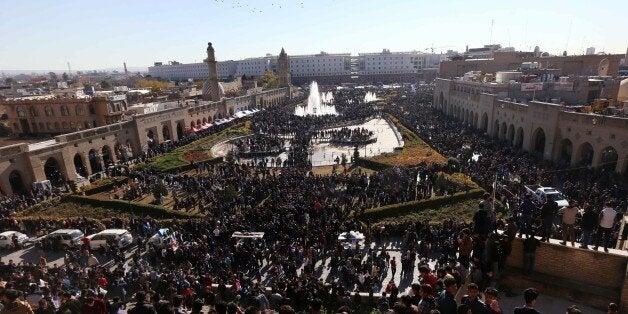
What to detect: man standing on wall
<box><xmin>594</xmin><ymin>201</ymin><xmax>618</xmax><ymax>252</ymax></box>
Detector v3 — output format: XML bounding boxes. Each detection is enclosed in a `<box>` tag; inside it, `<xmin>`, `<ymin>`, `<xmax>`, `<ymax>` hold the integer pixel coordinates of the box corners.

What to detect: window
<box><xmin>29</xmin><ymin>106</ymin><xmax>38</xmax><ymax>117</ymax></box>
<box><xmin>45</xmin><ymin>105</ymin><xmax>54</xmax><ymax>116</ymax></box>
<box><xmin>75</xmin><ymin>105</ymin><xmax>84</xmax><ymax>116</ymax></box>
<box><xmin>16</xmin><ymin>106</ymin><xmax>25</xmax><ymax>117</ymax></box>
<box><xmin>89</xmin><ymin>104</ymin><xmax>96</xmax><ymax>114</ymax></box>
<box><xmin>61</xmin><ymin>105</ymin><xmax>70</xmax><ymax>116</ymax></box>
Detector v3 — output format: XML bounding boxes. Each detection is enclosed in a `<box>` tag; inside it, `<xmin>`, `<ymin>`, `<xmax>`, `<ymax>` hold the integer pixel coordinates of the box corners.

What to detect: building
<box><xmin>1</xmin><ymin>93</ymin><xmax>128</xmax><ymax>135</ymax></box>
<box><xmin>148</xmin><ymin>49</ymin><xmax>441</xmax><ymax>85</ymax></box>
<box><xmin>0</xmin><ymin>43</ymin><xmax>294</xmax><ymax>196</ymax></box>
<box><xmin>433</xmin><ymin>77</ymin><xmax>628</xmax><ymax>174</ymax></box>
<box><xmin>586</xmin><ymin>47</ymin><xmax>596</xmax><ymax>55</ymax></box>
<box><xmin>439</xmin><ymin>51</ymin><xmax>624</xmax><ymax>78</ymax></box>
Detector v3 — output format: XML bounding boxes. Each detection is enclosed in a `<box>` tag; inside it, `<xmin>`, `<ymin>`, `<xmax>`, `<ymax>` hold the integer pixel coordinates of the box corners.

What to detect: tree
<box><xmin>136</xmin><ymin>79</ymin><xmax>171</xmax><ymax>92</ymax></box>
<box><xmin>100</xmin><ymin>80</ymin><xmax>111</xmax><ymax>89</ymax></box>
<box><xmin>48</xmin><ymin>72</ymin><xmax>57</xmax><ymax>80</ymax></box>
<box><xmin>62</xmin><ymin>72</ymin><xmax>69</xmax><ymax>81</ymax></box>
<box><xmin>151</xmin><ymin>181</ymin><xmax>168</xmax><ymax>204</ymax></box>
<box><xmin>258</xmin><ymin>71</ymin><xmax>279</xmax><ymax>89</ymax></box>
<box><xmin>4</xmin><ymin>77</ymin><xmax>15</xmax><ymax>85</ymax></box>
<box><xmin>353</xmin><ymin>145</ymin><xmax>360</xmax><ymax>161</ymax></box>
<box><xmin>341</xmin><ymin>153</ymin><xmax>347</xmax><ymax>168</ymax></box>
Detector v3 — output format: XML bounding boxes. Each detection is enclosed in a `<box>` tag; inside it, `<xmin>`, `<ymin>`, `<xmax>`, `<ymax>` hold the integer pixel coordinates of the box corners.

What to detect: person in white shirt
<box><xmin>560</xmin><ymin>200</ymin><xmax>579</xmax><ymax>246</ymax></box>
<box><xmin>594</xmin><ymin>201</ymin><xmax>618</xmax><ymax>252</ymax></box>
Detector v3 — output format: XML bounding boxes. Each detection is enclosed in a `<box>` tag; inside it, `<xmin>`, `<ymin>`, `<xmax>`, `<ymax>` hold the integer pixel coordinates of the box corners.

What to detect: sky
<box><xmin>0</xmin><ymin>0</ymin><xmax>626</xmax><ymax>72</ymax></box>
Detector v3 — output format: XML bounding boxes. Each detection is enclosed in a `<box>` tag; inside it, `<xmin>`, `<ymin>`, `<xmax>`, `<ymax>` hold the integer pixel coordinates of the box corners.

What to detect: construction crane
<box><xmin>425</xmin><ymin>45</ymin><xmax>453</xmax><ymax>54</ymax></box>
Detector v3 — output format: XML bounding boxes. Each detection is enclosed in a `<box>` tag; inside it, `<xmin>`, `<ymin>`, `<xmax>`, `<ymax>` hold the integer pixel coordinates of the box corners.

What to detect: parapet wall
<box><xmin>503</xmin><ymin>238</ymin><xmax>628</xmax><ymax>311</ymax></box>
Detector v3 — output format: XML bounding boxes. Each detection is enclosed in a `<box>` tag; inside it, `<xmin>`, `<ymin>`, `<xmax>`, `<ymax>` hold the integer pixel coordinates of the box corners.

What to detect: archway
<box><xmin>202</xmin><ymin>117</ymin><xmax>207</xmax><ymax>124</ymax></box>
<box><xmin>162</xmin><ymin>125</ymin><xmax>171</xmax><ymax>141</ymax></box>
<box><xmin>531</xmin><ymin>128</ymin><xmax>546</xmax><ymax>155</ymax></box>
<box><xmin>576</xmin><ymin>142</ymin><xmax>594</xmax><ymax>166</ymax></box>
<box><xmin>9</xmin><ymin>170</ymin><xmax>25</xmax><ymax>195</ymax></box>
<box><xmin>474</xmin><ymin>113</ymin><xmax>478</xmax><ymax>128</ymax></box>
<box><xmin>196</xmin><ymin>119</ymin><xmax>201</xmax><ymax>125</ymax></box>
<box><xmin>44</xmin><ymin>158</ymin><xmax>64</xmax><ymax>186</ymax></box>
<box><xmin>558</xmin><ymin>139</ymin><xmax>573</xmax><ymax>165</ymax></box>
<box><xmin>480</xmin><ymin>113</ymin><xmax>488</xmax><ymax>132</ymax></box>
<box><xmin>176</xmin><ymin>122</ymin><xmax>183</xmax><ymax>140</ymax></box>
<box><xmin>599</xmin><ymin>146</ymin><xmax>618</xmax><ymax>171</ymax></box>
<box><xmin>74</xmin><ymin>154</ymin><xmax>88</xmax><ymax>177</ymax></box>
<box><xmin>507</xmin><ymin>125</ymin><xmax>515</xmax><ymax>143</ymax></box>
<box><xmin>500</xmin><ymin>122</ymin><xmax>507</xmax><ymax>140</ymax></box>
<box><xmin>190</xmin><ymin>121</ymin><xmax>196</xmax><ymax>129</ymax></box>
<box><xmin>102</xmin><ymin>146</ymin><xmax>113</xmax><ymax>168</ymax></box>
<box><xmin>89</xmin><ymin>149</ymin><xmax>103</xmax><ymax>173</ymax></box>
<box><xmin>515</xmin><ymin>127</ymin><xmax>524</xmax><ymax>148</ymax></box>
<box><xmin>492</xmin><ymin>120</ymin><xmax>500</xmax><ymax>138</ymax></box>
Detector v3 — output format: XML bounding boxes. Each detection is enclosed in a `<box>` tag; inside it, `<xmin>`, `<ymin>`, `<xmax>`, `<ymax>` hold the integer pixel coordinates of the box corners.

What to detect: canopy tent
<box><xmin>231</xmin><ymin>232</ymin><xmax>265</xmax><ymax>239</ymax></box>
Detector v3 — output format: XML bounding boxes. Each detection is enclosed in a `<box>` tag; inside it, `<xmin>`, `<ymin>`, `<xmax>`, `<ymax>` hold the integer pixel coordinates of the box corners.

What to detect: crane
<box><xmin>425</xmin><ymin>45</ymin><xmax>453</xmax><ymax>54</ymax></box>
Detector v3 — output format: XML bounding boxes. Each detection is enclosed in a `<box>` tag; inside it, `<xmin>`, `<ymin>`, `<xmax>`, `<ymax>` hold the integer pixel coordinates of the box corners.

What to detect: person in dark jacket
<box><xmin>539</xmin><ymin>198</ymin><xmax>558</xmax><ymax>242</ymax></box>
<box><xmin>472</xmin><ymin>203</ymin><xmax>490</xmax><ymax>237</ymax></box>
<box><xmin>579</xmin><ymin>203</ymin><xmax>597</xmax><ymax>249</ymax></box>
<box><xmin>128</xmin><ymin>291</ymin><xmax>157</xmax><ymax>314</ymax></box>
<box><xmin>518</xmin><ymin>194</ymin><xmax>538</xmax><ymax>238</ymax></box>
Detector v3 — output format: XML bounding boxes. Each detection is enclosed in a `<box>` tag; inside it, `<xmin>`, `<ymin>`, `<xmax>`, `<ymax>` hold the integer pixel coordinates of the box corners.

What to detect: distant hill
<box><xmin>1</xmin><ymin>67</ymin><xmax>148</xmax><ymax>76</ymax></box>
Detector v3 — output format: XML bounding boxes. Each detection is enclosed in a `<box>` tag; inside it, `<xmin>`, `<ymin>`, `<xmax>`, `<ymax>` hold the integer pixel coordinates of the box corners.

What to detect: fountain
<box><xmin>364</xmin><ymin>91</ymin><xmax>379</xmax><ymax>103</ymax></box>
<box><xmin>295</xmin><ymin>81</ymin><xmax>337</xmax><ymax>116</ymax></box>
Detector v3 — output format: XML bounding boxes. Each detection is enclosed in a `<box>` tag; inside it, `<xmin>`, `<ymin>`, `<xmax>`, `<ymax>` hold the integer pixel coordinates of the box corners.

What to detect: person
<box><xmin>472</xmin><ymin>203</ymin><xmax>490</xmax><ymax>237</ymax></box>
<box><xmin>417</xmin><ymin>284</ymin><xmax>436</xmax><ymax>313</ymax></box>
<box><xmin>514</xmin><ymin>287</ymin><xmax>541</xmax><ymax>314</ymax></box>
<box><xmin>559</xmin><ymin>200</ymin><xmax>579</xmax><ymax>246</ymax></box>
<box><xmin>607</xmin><ymin>302</ymin><xmax>618</xmax><ymax>314</ymax></box>
<box><xmin>438</xmin><ymin>277</ymin><xmax>458</xmax><ymax>314</ymax></box>
<box><xmin>566</xmin><ymin>305</ymin><xmax>581</xmax><ymax>313</ymax></box>
<box><xmin>0</xmin><ymin>289</ymin><xmax>33</xmax><ymax>314</ymax></box>
<box><xmin>128</xmin><ymin>291</ymin><xmax>157</xmax><ymax>314</ymax></box>
<box><xmin>34</xmin><ymin>298</ymin><xmax>55</xmax><ymax>314</ymax></box>
<box><xmin>484</xmin><ymin>287</ymin><xmax>502</xmax><ymax>314</ymax></box>
<box><xmin>418</xmin><ymin>265</ymin><xmax>438</xmax><ymax>292</ymax></box>
<box><xmin>522</xmin><ymin>232</ymin><xmax>540</xmax><ymax>275</ymax></box>
<box><xmin>594</xmin><ymin>202</ymin><xmax>618</xmax><ymax>252</ymax></box>
<box><xmin>579</xmin><ymin>203</ymin><xmax>597</xmax><ymax>249</ymax></box>
<box><xmin>517</xmin><ymin>194</ymin><xmax>537</xmax><ymax>238</ymax></box>
<box><xmin>539</xmin><ymin>197</ymin><xmax>558</xmax><ymax>242</ymax></box>
<box><xmin>460</xmin><ymin>283</ymin><xmax>485</xmax><ymax>314</ymax></box>
<box><xmin>57</xmin><ymin>291</ymin><xmax>81</xmax><ymax>314</ymax></box>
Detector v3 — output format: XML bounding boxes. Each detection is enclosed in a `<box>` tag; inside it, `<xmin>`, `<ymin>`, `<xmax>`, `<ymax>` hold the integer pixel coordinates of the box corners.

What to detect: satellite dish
<box><xmin>597</xmin><ymin>58</ymin><xmax>610</xmax><ymax>76</ymax></box>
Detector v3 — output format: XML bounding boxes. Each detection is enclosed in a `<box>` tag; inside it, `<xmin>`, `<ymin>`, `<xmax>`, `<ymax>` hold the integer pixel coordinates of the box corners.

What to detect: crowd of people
<box><xmin>322</xmin><ymin>127</ymin><xmax>375</xmax><ymax>145</ymax></box>
<box><xmin>0</xmin><ymin>87</ymin><xmax>625</xmax><ymax>314</ymax></box>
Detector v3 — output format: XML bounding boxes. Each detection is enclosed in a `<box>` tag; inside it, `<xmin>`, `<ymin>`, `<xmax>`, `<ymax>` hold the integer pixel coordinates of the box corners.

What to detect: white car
<box><xmin>88</xmin><ymin>229</ymin><xmax>133</xmax><ymax>250</ymax></box>
<box><xmin>0</xmin><ymin>231</ymin><xmax>29</xmax><ymax>249</ymax></box>
<box><xmin>40</xmin><ymin>229</ymin><xmax>84</xmax><ymax>249</ymax></box>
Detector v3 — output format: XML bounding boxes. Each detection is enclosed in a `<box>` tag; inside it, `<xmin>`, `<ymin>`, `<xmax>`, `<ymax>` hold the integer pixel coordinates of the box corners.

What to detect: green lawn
<box><xmin>371</xmin><ymin>197</ymin><xmax>483</xmax><ymax>226</ymax></box>
<box><xmin>137</xmin><ymin>122</ymin><xmax>250</xmax><ymax>172</ymax></box>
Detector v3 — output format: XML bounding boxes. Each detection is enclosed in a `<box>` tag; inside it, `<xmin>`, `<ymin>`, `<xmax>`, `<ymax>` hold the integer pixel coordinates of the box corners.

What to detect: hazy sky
<box><xmin>1</xmin><ymin>0</ymin><xmax>626</xmax><ymax>71</ymax></box>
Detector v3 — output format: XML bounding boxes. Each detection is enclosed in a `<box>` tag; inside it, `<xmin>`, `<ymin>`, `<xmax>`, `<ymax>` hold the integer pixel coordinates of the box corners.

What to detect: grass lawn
<box><xmin>366</xmin><ymin>115</ymin><xmax>447</xmax><ymax>167</ymax></box>
<box><xmin>371</xmin><ymin>197</ymin><xmax>483</xmax><ymax>226</ymax></box>
<box><xmin>137</xmin><ymin>122</ymin><xmax>251</xmax><ymax>172</ymax></box>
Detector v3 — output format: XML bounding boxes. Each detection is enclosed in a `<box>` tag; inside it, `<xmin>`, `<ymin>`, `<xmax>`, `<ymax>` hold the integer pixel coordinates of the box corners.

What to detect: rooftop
<box><xmin>27</xmin><ymin>139</ymin><xmax>59</xmax><ymax>151</ymax></box>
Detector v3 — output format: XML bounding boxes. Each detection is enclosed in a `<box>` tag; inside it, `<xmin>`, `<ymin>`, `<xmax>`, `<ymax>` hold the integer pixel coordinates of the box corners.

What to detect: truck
<box><xmin>524</xmin><ymin>184</ymin><xmax>569</xmax><ymax>207</ymax></box>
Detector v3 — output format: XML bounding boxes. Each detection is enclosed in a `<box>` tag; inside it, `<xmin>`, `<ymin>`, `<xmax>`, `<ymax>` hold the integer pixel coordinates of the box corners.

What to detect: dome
<box><xmin>618</xmin><ymin>78</ymin><xmax>628</xmax><ymax>103</ymax></box>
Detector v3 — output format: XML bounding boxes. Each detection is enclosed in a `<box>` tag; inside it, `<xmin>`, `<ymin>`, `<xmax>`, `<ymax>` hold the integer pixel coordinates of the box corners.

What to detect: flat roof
<box><xmin>27</xmin><ymin>139</ymin><xmax>59</xmax><ymax>151</ymax></box>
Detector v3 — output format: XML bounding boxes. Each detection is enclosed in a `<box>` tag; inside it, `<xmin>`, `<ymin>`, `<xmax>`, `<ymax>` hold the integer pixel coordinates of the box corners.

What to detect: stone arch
<box><xmin>190</xmin><ymin>121</ymin><xmax>196</xmax><ymax>129</ymax></box>
<box><xmin>89</xmin><ymin>149</ymin><xmax>103</xmax><ymax>173</ymax></box>
<box><xmin>162</xmin><ymin>125</ymin><xmax>171</xmax><ymax>141</ymax></box>
<box><xmin>492</xmin><ymin>120</ymin><xmax>500</xmax><ymax>138</ymax></box>
<box><xmin>44</xmin><ymin>157</ymin><xmax>64</xmax><ymax>186</ymax></box>
<box><xmin>480</xmin><ymin>113</ymin><xmax>488</xmax><ymax>132</ymax></box>
<box><xmin>202</xmin><ymin>117</ymin><xmax>207</xmax><ymax>124</ymax></box>
<box><xmin>557</xmin><ymin>139</ymin><xmax>573</xmax><ymax>165</ymax></box>
<box><xmin>598</xmin><ymin>146</ymin><xmax>618</xmax><ymax>171</ymax></box>
<box><xmin>515</xmin><ymin>127</ymin><xmax>524</xmax><ymax>148</ymax></box>
<box><xmin>507</xmin><ymin>124</ymin><xmax>515</xmax><ymax>143</ymax></box>
<box><xmin>124</xmin><ymin>140</ymin><xmax>134</xmax><ymax>157</ymax></box>
<box><xmin>196</xmin><ymin>119</ymin><xmax>201</xmax><ymax>125</ymax></box>
<box><xmin>176</xmin><ymin>122</ymin><xmax>184</xmax><ymax>140</ymax></box>
<box><xmin>73</xmin><ymin>153</ymin><xmax>89</xmax><ymax>177</ymax></box>
<box><xmin>500</xmin><ymin>122</ymin><xmax>507</xmax><ymax>140</ymax></box>
<box><xmin>102</xmin><ymin>145</ymin><xmax>113</xmax><ymax>168</ymax></box>
<box><xmin>575</xmin><ymin>142</ymin><xmax>594</xmax><ymax>166</ymax></box>
<box><xmin>531</xmin><ymin>127</ymin><xmax>546</xmax><ymax>155</ymax></box>
<box><xmin>9</xmin><ymin>170</ymin><xmax>26</xmax><ymax>195</ymax></box>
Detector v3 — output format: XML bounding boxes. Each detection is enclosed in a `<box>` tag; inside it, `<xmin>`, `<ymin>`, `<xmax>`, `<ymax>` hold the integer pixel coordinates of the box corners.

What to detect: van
<box><xmin>0</xmin><ymin>231</ymin><xmax>29</xmax><ymax>249</ymax></box>
<box><xmin>88</xmin><ymin>229</ymin><xmax>133</xmax><ymax>250</ymax></box>
<box><xmin>40</xmin><ymin>229</ymin><xmax>84</xmax><ymax>250</ymax></box>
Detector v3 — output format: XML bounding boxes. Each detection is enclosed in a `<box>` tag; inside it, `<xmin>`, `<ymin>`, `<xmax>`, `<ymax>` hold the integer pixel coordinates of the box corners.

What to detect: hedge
<box><xmin>353</xmin><ymin>158</ymin><xmax>392</xmax><ymax>170</ymax></box>
<box><xmin>83</xmin><ymin>177</ymin><xmax>129</xmax><ymax>196</ymax></box>
<box><xmin>63</xmin><ymin>195</ymin><xmax>202</xmax><ymax>219</ymax></box>
<box><xmin>357</xmin><ymin>188</ymin><xmax>485</xmax><ymax>221</ymax></box>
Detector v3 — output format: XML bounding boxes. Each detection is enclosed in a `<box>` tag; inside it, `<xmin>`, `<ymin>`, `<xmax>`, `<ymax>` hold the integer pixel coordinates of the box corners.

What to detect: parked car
<box><xmin>87</xmin><ymin>229</ymin><xmax>133</xmax><ymax>250</ymax></box>
<box><xmin>37</xmin><ymin>229</ymin><xmax>84</xmax><ymax>250</ymax></box>
<box><xmin>0</xmin><ymin>231</ymin><xmax>29</xmax><ymax>249</ymax></box>
<box><xmin>524</xmin><ymin>184</ymin><xmax>569</xmax><ymax>207</ymax></box>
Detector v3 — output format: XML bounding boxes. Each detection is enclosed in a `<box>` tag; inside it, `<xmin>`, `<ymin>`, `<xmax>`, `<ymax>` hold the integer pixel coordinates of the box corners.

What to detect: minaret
<box><xmin>278</xmin><ymin>48</ymin><xmax>291</xmax><ymax>87</ymax></box>
<box><xmin>205</xmin><ymin>42</ymin><xmax>220</xmax><ymax>101</ymax></box>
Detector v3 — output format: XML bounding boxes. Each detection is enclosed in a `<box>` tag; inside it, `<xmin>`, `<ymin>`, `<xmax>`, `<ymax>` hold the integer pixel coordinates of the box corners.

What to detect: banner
<box><xmin>521</xmin><ymin>83</ymin><xmax>544</xmax><ymax>92</ymax></box>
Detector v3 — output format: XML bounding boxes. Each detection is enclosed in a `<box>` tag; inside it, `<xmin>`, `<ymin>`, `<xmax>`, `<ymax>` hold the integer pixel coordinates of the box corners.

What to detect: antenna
<box><xmin>67</xmin><ymin>62</ymin><xmax>71</xmax><ymax>75</ymax></box>
<box><xmin>565</xmin><ymin>20</ymin><xmax>572</xmax><ymax>55</ymax></box>
<box><xmin>124</xmin><ymin>62</ymin><xmax>128</xmax><ymax>76</ymax></box>
<box><xmin>489</xmin><ymin>19</ymin><xmax>494</xmax><ymax>44</ymax></box>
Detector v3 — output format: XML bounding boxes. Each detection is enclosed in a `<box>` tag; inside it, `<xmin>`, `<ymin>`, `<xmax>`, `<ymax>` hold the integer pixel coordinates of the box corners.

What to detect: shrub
<box><xmin>358</xmin><ymin>189</ymin><xmax>485</xmax><ymax>222</ymax></box>
<box><xmin>63</xmin><ymin>195</ymin><xmax>200</xmax><ymax>219</ymax></box>
<box><xmin>83</xmin><ymin>177</ymin><xmax>129</xmax><ymax>196</ymax></box>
